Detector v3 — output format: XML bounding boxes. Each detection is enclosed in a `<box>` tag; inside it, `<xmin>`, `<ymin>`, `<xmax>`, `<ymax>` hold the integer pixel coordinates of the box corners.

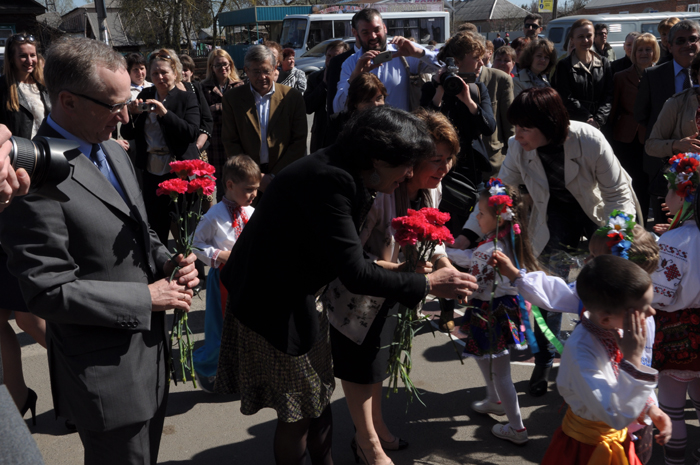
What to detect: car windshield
<box><xmin>280</xmin><ymin>18</ymin><xmax>307</xmax><ymax>49</ymax></box>
<box><xmin>301</xmin><ymin>40</ymin><xmax>337</xmax><ymax>58</ymax></box>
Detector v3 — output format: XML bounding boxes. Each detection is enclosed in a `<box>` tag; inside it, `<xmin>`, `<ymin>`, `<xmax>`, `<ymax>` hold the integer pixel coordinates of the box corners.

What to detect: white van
<box><xmin>547</xmin><ymin>12</ymin><xmax>700</xmax><ymax>59</ymax></box>
<box><xmin>280</xmin><ymin>11</ymin><xmax>450</xmax><ymax>57</ymax></box>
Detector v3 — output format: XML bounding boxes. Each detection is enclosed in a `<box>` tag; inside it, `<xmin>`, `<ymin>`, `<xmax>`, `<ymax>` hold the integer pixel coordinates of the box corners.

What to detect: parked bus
<box><xmin>280</xmin><ymin>11</ymin><xmax>450</xmax><ymax>58</ymax></box>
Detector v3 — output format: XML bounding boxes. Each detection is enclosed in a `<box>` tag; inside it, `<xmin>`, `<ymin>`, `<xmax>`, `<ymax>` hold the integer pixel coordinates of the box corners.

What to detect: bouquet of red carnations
<box><xmin>156</xmin><ymin>160</ymin><xmax>216</xmax><ymax>387</ymax></box>
<box><xmin>389</xmin><ymin>208</ymin><xmax>453</xmax><ymax>404</ymax></box>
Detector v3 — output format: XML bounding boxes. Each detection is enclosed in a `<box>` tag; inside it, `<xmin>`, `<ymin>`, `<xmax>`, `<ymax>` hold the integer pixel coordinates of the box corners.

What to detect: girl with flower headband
<box><xmin>492</xmin><ymin>211</ymin><xmax>668</xmax><ymax>464</ymax></box>
<box><xmin>446</xmin><ymin>178</ymin><xmax>540</xmax><ymax>445</ymax></box>
<box><xmin>647</xmin><ymin>152</ymin><xmax>700</xmax><ymax>465</ymax></box>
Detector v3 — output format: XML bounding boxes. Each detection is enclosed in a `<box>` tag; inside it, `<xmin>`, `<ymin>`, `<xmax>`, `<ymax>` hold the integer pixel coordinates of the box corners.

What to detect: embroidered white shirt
<box><xmin>193</xmin><ymin>201</ymin><xmax>255</xmax><ymax>268</ymax></box>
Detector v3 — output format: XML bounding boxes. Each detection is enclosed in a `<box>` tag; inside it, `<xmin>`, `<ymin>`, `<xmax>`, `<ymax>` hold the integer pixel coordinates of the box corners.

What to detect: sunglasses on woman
<box><xmin>8</xmin><ymin>34</ymin><xmax>36</xmax><ymax>45</ymax></box>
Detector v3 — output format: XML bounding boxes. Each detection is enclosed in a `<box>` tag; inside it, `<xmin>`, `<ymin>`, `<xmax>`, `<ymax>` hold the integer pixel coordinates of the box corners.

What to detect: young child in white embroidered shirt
<box><xmin>540</xmin><ymin>255</ymin><xmax>670</xmax><ymax>465</ymax></box>
<box><xmin>191</xmin><ymin>155</ymin><xmax>260</xmax><ymax>392</ymax></box>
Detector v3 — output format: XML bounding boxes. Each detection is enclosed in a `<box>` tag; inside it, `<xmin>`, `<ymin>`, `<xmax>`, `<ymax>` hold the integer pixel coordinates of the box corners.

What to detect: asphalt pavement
<box><xmin>11</xmin><ymin>292</ymin><xmax>696</xmax><ymax>465</ymax></box>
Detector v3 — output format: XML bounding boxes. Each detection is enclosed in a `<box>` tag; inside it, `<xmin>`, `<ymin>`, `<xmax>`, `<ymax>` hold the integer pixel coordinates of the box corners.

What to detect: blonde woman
<box><xmin>610</xmin><ymin>33</ymin><xmax>660</xmax><ymax>223</ymax></box>
<box><xmin>122</xmin><ymin>49</ymin><xmax>201</xmax><ymax>243</ymax></box>
<box><xmin>201</xmin><ymin>49</ymin><xmax>243</xmax><ymax>200</ymax></box>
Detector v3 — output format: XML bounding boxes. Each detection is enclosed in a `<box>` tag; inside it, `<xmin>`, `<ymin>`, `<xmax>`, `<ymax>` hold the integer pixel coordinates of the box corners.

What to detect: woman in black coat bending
<box><xmin>214</xmin><ymin>106</ymin><xmax>478</xmax><ymax>465</ymax></box>
<box><xmin>122</xmin><ymin>49</ymin><xmax>200</xmax><ymax>244</ymax></box>
<box><xmin>420</xmin><ymin>30</ymin><xmax>496</xmax><ymax>235</ymax></box>
<box><xmin>553</xmin><ymin>18</ymin><xmax>614</xmax><ymax>129</ymax></box>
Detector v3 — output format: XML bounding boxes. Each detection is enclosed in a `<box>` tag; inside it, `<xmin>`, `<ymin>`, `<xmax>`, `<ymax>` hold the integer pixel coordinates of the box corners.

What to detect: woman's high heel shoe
<box><xmin>378</xmin><ymin>435</ymin><xmax>409</xmax><ymax>451</ymax></box>
<box><xmin>20</xmin><ymin>388</ymin><xmax>37</xmax><ymax>426</ymax></box>
<box><xmin>351</xmin><ymin>437</ymin><xmax>395</xmax><ymax>465</ymax></box>
<box><xmin>438</xmin><ymin>298</ymin><xmax>455</xmax><ymax>332</ymax></box>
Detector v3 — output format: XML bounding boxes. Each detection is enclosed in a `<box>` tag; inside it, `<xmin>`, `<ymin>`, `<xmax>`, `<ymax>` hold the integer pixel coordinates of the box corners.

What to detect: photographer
<box><xmin>0</xmin><ymin>124</ymin><xmax>30</xmax><ymax>211</ymax></box>
<box><xmin>420</xmin><ymin>31</ymin><xmax>496</xmax><ymax>234</ymax></box>
<box><xmin>121</xmin><ymin>49</ymin><xmax>200</xmax><ymax>245</ymax></box>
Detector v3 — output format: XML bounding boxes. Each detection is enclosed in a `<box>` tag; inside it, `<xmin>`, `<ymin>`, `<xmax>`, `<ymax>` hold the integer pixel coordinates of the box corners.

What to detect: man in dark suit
<box><xmin>0</xmin><ymin>38</ymin><xmax>198</xmax><ymax>465</ymax></box>
<box><xmin>305</xmin><ymin>40</ymin><xmax>350</xmax><ymax>152</ymax></box>
<box><xmin>222</xmin><ymin>45</ymin><xmax>307</xmax><ymax>193</ymax></box>
<box><xmin>634</xmin><ymin>20</ymin><xmax>700</xmax><ymax>222</ymax></box>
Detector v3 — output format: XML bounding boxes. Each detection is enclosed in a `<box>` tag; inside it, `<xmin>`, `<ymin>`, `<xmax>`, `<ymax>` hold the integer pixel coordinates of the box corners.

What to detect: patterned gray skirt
<box><xmin>214</xmin><ymin>308</ymin><xmax>335</xmax><ymax>423</ymax></box>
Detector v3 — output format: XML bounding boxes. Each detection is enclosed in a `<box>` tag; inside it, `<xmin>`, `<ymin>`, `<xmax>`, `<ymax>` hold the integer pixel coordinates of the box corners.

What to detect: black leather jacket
<box><xmin>0</xmin><ymin>78</ymin><xmax>51</xmax><ymax>139</ymax></box>
<box><xmin>553</xmin><ymin>53</ymin><xmax>613</xmax><ymax>127</ymax></box>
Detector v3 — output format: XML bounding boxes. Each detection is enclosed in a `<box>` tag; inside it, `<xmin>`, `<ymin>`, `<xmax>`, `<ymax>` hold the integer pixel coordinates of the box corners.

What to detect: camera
<box><xmin>139</xmin><ymin>102</ymin><xmax>157</xmax><ymax>112</ymax></box>
<box><xmin>9</xmin><ymin>136</ymin><xmax>78</xmax><ymax>202</ymax></box>
<box><xmin>440</xmin><ymin>57</ymin><xmax>477</xmax><ymax>96</ymax></box>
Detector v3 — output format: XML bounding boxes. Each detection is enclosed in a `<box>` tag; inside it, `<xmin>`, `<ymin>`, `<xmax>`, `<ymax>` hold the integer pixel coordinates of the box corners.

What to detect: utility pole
<box><xmin>552</xmin><ymin>0</ymin><xmax>558</xmax><ymax>19</ymax></box>
<box><xmin>95</xmin><ymin>0</ymin><xmax>109</xmax><ymax>44</ymax></box>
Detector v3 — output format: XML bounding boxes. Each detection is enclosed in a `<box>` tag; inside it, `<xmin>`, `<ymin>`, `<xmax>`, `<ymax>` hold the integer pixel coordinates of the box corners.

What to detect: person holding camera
<box><xmin>122</xmin><ymin>49</ymin><xmax>200</xmax><ymax>245</ymax></box>
<box><xmin>420</xmin><ymin>31</ymin><xmax>496</xmax><ymax>232</ymax></box>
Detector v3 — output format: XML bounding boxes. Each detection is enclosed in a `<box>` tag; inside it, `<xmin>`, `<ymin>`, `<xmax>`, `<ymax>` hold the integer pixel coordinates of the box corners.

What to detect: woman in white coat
<box><xmin>454</xmin><ymin>87</ymin><xmax>641</xmax><ymax>398</ymax></box>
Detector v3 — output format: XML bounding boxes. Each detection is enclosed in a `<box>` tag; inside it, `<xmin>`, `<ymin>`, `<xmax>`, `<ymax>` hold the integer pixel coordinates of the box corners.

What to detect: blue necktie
<box><xmin>90</xmin><ymin>144</ymin><xmax>111</xmax><ymax>179</ymax></box>
<box><xmin>90</xmin><ymin>144</ymin><xmax>128</xmax><ymax>203</ymax></box>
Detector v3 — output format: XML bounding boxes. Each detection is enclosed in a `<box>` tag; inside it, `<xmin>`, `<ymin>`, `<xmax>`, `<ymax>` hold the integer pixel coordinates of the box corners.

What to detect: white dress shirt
<box><xmin>251</xmin><ymin>83</ymin><xmax>276</xmax><ymax>165</ymax></box>
<box><xmin>333</xmin><ymin>43</ymin><xmax>440</xmax><ymax>113</ymax></box>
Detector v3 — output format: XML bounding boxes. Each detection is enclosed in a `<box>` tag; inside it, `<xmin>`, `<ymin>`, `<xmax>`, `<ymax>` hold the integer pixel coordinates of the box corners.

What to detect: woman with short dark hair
<box><xmin>554</xmin><ymin>18</ymin><xmax>614</xmax><ymax>129</ymax></box>
<box><xmin>513</xmin><ymin>38</ymin><xmax>557</xmax><ymax>96</ymax></box>
<box><xmin>215</xmin><ymin>105</ymin><xmax>477</xmax><ymax>465</ymax></box>
<box><xmin>458</xmin><ymin>87</ymin><xmax>640</xmax><ymax>398</ymax></box>
<box><xmin>278</xmin><ymin>47</ymin><xmax>307</xmax><ymax>93</ymax></box>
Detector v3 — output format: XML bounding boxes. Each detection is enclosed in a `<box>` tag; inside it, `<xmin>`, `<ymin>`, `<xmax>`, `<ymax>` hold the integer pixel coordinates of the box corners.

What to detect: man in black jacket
<box><xmin>305</xmin><ymin>40</ymin><xmax>349</xmax><ymax>152</ymax></box>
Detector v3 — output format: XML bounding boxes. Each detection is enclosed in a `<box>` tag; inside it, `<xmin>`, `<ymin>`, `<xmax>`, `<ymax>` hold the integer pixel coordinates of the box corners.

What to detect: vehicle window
<box><xmin>334</xmin><ymin>20</ymin><xmax>352</xmax><ymax>38</ymax></box>
<box><xmin>307</xmin><ymin>20</ymin><xmax>333</xmax><ymax>49</ymax></box>
<box><xmin>386</xmin><ymin>17</ymin><xmax>444</xmax><ymax>44</ymax></box>
<box><xmin>301</xmin><ymin>40</ymin><xmax>334</xmax><ymax>58</ymax></box>
<box><xmin>280</xmin><ymin>19</ymin><xmax>308</xmax><ymax>49</ymax></box>
<box><xmin>641</xmin><ymin>23</ymin><xmax>660</xmax><ymax>38</ymax></box>
<box><xmin>548</xmin><ymin>27</ymin><xmax>564</xmax><ymax>43</ymax></box>
<box><xmin>604</xmin><ymin>23</ymin><xmax>636</xmax><ymax>43</ymax></box>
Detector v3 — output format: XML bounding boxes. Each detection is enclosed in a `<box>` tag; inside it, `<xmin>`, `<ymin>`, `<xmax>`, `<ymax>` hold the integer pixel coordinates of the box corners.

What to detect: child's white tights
<box><xmin>475</xmin><ymin>355</ymin><xmax>525</xmax><ymax>430</ymax></box>
<box><xmin>658</xmin><ymin>375</ymin><xmax>700</xmax><ymax>465</ymax></box>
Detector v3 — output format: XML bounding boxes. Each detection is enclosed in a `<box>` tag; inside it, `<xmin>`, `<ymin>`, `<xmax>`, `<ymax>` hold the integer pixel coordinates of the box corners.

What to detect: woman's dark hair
<box><xmin>511</xmin><ymin>36</ymin><xmax>530</xmax><ymax>52</ymax></box>
<box><xmin>282</xmin><ymin>48</ymin><xmax>295</xmax><ymax>59</ymax></box>
<box><xmin>437</xmin><ymin>31</ymin><xmax>485</xmax><ymax>64</ymax></box>
<box><xmin>507</xmin><ymin>87</ymin><xmax>570</xmax><ymax>147</ymax></box>
<box><xmin>125</xmin><ymin>52</ymin><xmax>147</xmax><ymax>73</ymax></box>
<box><xmin>347</xmin><ymin>73</ymin><xmax>387</xmax><ymax>112</ymax></box>
<box><xmin>336</xmin><ymin>106</ymin><xmax>435</xmax><ymax>170</ymax></box>
<box><xmin>326</xmin><ymin>40</ymin><xmax>350</xmax><ymax>55</ymax></box>
<box><xmin>519</xmin><ymin>38</ymin><xmax>557</xmax><ymax>75</ymax></box>
<box><xmin>178</xmin><ymin>54</ymin><xmax>196</xmax><ymax>72</ymax></box>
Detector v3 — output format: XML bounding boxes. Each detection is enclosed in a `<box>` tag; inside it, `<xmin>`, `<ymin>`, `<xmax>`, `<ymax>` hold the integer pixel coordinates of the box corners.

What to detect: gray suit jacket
<box><xmin>0</xmin><ymin>121</ymin><xmax>171</xmax><ymax>432</ymax></box>
<box><xmin>479</xmin><ymin>67</ymin><xmax>515</xmax><ymax>177</ymax></box>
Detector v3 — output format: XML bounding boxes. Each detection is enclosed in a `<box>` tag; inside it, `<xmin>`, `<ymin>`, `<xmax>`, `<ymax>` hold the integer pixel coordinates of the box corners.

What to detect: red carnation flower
<box><xmin>170</xmin><ymin>160</ymin><xmax>216</xmax><ymax>179</ymax></box>
<box><xmin>488</xmin><ymin>194</ymin><xmax>512</xmax><ymax>207</ymax></box>
<box><xmin>187</xmin><ymin>177</ymin><xmax>216</xmax><ymax>196</ymax></box>
<box><xmin>421</xmin><ymin>208</ymin><xmax>451</xmax><ymax>226</ymax></box>
<box><xmin>156</xmin><ymin>178</ymin><xmax>189</xmax><ymax>198</ymax></box>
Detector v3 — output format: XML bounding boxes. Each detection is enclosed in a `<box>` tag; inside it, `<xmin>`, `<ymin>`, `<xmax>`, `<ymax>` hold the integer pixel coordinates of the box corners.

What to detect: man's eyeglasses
<box><xmin>524</xmin><ymin>23</ymin><xmax>540</xmax><ymax>29</ymax></box>
<box><xmin>70</xmin><ymin>91</ymin><xmax>132</xmax><ymax>113</ymax></box>
<box><xmin>674</xmin><ymin>35</ymin><xmax>700</xmax><ymax>46</ymax></box>
<box><xmin>595</xmin><ymin>32</ymin><xmax>608</xmax><ymax>36</ymax></box>
<box><xmin>248</xmin><ymin>68</ymin><xmax>274</xmax><ymax>77</ymax></box>
<box><xmin>8</xmin><ymin>34</ymin><xmax>36</xmax><ymax>45</ymax></box>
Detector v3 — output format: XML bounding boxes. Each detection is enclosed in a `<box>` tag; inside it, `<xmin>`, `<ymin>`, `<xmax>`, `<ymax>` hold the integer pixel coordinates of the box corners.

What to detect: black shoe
<box><xmin>528</xmin><ymin>365</ymin><xmax>551</xmax><ymax>397</ymax></box>
<box><xmin>438</xmin><ymin>298</ymin><xmax>455</xmax><ymax>332</ymax></box>
<box><xmin>379</xmin><ymin>435</ymin><xmax>409</xmax><ymax>451</ymax></box>
<box><xmin>20</xmin><ymin>388</ymin><xmax>37</xmax><ymax>426</ymax></box>
<box><xmin>65</xmin><ymin>419</ymin><xmax>77</xmax><ymax>432</ymax></box>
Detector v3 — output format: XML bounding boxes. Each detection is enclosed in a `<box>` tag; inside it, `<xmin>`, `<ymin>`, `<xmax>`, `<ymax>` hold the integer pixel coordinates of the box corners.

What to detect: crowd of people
<box><xmin>1</xmin><ymin>7</ymin><xmax>700</xmax><ymax>465</ymax></box>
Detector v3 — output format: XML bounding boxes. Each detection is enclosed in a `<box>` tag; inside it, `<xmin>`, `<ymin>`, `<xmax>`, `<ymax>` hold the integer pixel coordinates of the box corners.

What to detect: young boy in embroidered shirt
<box><xmin>191</xmin><ymin>155</ymin><xmax>260</xmax><ymax>392</ymax></box>
<box><xmin>542</xmin><ymin>255</ymin><xmax>671</xmax><ymax>465</ymax></box>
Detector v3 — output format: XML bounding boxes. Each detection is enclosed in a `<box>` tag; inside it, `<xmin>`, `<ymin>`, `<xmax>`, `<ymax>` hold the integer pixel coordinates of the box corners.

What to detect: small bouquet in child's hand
<box><xmin>156</xmin><ymin>160</ymin><xmax>216</xmax><ymax>387</ymax></box>
<box><xmin>388</xmin><ymin>208</ymin><xmax>453</xmax><ymax>405</ymax></box>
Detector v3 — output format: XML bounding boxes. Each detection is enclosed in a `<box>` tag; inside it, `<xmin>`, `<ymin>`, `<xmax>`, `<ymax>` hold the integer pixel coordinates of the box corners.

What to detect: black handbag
<box><xmin>439</xmin><ymin>170</ymin><xmax>478</xmax><ymax>219</ymax></box>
